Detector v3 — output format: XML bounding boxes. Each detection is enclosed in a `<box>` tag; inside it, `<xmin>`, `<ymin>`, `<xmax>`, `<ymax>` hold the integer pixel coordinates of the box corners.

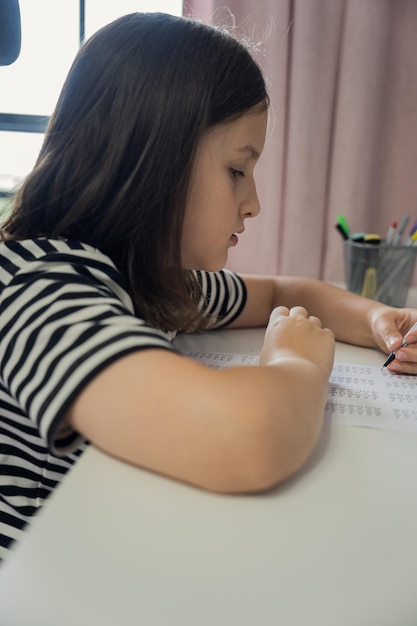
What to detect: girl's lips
<box><xmin>230</xmin><ymin>228</ymin><xmax>244</xmax><ymax>246</ymax></box>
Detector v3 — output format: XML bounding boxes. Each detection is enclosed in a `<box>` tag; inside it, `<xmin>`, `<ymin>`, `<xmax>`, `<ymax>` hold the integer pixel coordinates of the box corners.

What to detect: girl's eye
<box><xmin>230</xmin><ymin>168</ymin><xmax>244</xmax><ymax>180</ymax></box>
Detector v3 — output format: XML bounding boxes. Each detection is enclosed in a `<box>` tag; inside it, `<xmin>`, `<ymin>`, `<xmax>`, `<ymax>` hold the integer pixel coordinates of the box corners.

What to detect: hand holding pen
<box><xmin>382</xmin><ymin>321</ymin><xmax>417</xmax><ymax>369</ymax></box>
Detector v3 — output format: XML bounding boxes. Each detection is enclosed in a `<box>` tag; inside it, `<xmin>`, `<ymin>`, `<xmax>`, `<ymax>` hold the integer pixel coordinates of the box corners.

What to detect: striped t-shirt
<box><xmin>0</xmin><ymin>238</ymin><xmax>246</xmax><ymax>562</ymax></box>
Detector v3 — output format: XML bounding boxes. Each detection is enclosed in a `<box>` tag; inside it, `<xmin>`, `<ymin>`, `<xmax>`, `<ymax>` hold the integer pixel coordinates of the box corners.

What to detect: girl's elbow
<box><xmin>210</xmin><ymin>420</ymin><xmax>317</xmax><ymax>494</ymax></box>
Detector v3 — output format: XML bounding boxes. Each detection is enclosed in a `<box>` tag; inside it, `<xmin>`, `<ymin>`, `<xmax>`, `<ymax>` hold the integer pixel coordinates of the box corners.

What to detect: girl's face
<box><xmin>181</xmin><ymin>107</ymin><xmax>267</xmax><ymax>271</ymax></box>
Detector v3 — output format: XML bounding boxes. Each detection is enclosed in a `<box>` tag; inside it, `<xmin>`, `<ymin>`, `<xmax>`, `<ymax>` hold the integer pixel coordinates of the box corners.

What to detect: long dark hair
<box><xmin>2</xmin><ymin>12</ymin><xmax>268</xmax><ymax>331</ymax></box>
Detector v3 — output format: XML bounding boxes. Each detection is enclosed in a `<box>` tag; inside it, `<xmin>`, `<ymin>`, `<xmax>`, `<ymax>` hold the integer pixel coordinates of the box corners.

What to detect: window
<box><xmin>0</xmin><ymin>0</ymin><xmax>182</xmax><ymax>191</ymax></box>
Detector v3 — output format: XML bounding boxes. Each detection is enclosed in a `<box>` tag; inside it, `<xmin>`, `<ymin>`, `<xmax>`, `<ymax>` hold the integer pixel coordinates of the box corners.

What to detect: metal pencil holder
<box><xmin>343</xmin><ymin>240</ymin><xmax>417</xmax><ymax>307</ymax></box>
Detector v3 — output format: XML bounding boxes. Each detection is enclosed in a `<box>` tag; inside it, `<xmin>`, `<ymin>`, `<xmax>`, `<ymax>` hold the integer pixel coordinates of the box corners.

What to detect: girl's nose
<box><xmin>242</xmin><ymin>182</ymin><xmax>261</xmax><ymax>218</ymax></box>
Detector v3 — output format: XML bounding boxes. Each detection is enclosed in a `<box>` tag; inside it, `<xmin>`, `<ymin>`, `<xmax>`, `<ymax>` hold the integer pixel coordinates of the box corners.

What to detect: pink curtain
<box><xmin>184</xmin><ymin>0</ymin><xmax>417</xmax><ymax>285</ymax></box>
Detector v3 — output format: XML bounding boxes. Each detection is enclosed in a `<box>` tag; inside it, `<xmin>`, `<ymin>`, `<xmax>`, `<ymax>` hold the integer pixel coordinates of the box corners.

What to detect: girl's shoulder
<box><xmin>0</xmin><ymin>237</ymin><xmax>119</xmax><ymax>280</ymax></box>
<box><xmin>0</xmin><ymin>237</ymin><xmax>131</xmax><ymax>309</ymax></box>
<box><xmin>0</xmin><ymin>237</ymin><xmax>114</xmax><ymax>269</ymax></box>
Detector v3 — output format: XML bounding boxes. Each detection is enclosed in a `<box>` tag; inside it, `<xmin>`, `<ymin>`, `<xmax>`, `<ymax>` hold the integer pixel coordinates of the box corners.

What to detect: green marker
<box><xmin>337</xmin><ymin>214</ymin><xmax>350</xmax><ymax>238</ymax></box>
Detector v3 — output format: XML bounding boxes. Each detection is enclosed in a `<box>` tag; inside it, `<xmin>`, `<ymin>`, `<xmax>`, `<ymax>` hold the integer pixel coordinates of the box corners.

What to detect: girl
<box><xmin>0</xmin><ymin>12</ymin><xmax>416</xmax><ymax>562</ymax></box>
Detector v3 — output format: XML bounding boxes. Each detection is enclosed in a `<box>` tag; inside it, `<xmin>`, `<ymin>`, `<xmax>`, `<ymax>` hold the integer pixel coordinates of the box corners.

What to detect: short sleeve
<box><xmin>0</xmin><ymin>240</ymin><xmax>175</xmax><ymax>457</ymax></box>
<box><xmin>195</xmin><ymin>269</ymin><xmax>247</xmax><ymax>329</ymax></box>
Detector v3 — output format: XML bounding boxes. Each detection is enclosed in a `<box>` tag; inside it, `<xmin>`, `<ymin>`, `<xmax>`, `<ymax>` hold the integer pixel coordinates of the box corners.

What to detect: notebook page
<box><xmin>185</xmin><ymin>351</ymin><xmax>417</xmax><ymax>434</ymax></box>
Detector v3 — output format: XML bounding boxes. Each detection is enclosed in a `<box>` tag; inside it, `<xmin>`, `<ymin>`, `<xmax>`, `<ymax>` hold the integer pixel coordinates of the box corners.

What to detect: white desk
<box><xmin>1</xmin><ymin>292</ymin><xmax>417</xmax><ymax>625</ymax></box>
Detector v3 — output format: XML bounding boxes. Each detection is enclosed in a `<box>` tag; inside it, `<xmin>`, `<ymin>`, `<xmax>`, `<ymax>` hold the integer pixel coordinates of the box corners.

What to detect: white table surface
<box><xmin>1</xmin><ymin>289</ymin><xmax>417</xmax><ymax>626</ymax></box>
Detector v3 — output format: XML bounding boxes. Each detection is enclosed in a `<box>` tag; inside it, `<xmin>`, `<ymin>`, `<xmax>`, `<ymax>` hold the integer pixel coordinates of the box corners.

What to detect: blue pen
<box><xmin>407</xmin><ymin>219</ymin><xmax>417</xmax><ymax>237</ymax></box>
<box><xmin>382</xmin><ymin>321</ymin><xmax>417</xmax><ymax>368</ymax></box>
<box><xmin>403</xmin><ymin>220</ymin><xmax>417</xmax><ymax>245</ymax></box>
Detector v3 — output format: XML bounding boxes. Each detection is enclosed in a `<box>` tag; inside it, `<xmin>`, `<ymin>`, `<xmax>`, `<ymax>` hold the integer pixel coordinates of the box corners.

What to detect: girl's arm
<box><xmin>230</xmin><ymin>274</ymin><xmax>417</xmax><ymax>374</ymax></box>
<box><xmin>67</xmin><ymin>306</ymin><xmax>335</xmax><ymax>494</ymax></box>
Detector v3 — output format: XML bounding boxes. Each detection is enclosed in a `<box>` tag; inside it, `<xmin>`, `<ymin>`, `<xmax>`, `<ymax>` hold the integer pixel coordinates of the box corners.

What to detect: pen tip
<box><xmin>382</xmin><ymin>353</ymin><xmax>396</xmax><ymax>368</ymax></box>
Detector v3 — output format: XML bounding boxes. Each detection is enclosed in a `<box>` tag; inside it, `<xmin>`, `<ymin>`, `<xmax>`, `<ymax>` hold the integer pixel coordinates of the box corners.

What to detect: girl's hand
<box><xmin>369</xmin><ymin>307</ymin><xmax>417</xmax><ymax>374</ymax></box>
<box><xmin>260</xmin><ymin>305</ymin><xmax>335</xmax><ymax>379</ymax></box>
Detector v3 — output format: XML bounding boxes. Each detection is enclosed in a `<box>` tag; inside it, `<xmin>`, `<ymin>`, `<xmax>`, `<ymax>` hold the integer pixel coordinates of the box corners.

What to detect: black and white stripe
<box><xmin>0</xmin><ymin>239</ymin><xmax>246</xmax><ymax>561</ymax></box>
<box><xmin>195</xmin><ymin>269</ymin><xmax>247</xmax><ymax>328</ymax></box>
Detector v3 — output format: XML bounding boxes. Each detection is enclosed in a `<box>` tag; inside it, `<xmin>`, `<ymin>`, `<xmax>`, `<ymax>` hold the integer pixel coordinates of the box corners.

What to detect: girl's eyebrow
<box><xmin>237</xmin><ymin>145</ymin><xmax>261</xmax><ymax>160</ymax></box>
